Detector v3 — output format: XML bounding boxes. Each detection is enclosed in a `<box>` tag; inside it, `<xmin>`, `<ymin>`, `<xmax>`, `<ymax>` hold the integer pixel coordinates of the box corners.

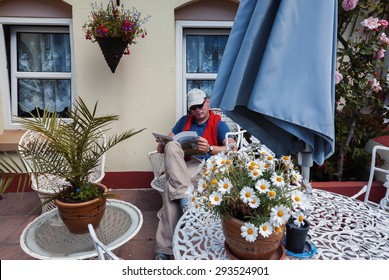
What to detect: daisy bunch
<box><xmin>189</xmin><ymin>143</ymin><xmax>310</xmax><ymax>242</ymax></box>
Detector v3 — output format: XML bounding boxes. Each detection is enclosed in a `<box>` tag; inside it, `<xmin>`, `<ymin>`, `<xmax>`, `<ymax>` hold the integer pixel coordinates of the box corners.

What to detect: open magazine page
<box><xmin>152</xmin><ymin>131</ymin><xmax>206</xmax><ymax>156</ymax></box>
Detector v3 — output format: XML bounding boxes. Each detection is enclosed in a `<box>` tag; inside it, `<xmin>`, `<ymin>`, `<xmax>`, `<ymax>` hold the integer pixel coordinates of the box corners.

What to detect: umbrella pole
<box><xmin>298</xmin><ymin>144</ymin><xmax>313</xmax><ymax>182</ymax></box>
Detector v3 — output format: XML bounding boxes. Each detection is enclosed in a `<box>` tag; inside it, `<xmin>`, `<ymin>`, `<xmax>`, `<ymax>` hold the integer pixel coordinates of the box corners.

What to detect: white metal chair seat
<box><xmin>351</xmin><ymin>145</ymin><xmax>389</xmax><ymax>212</ymax></box>
<box><xmin>18</xmin><ymin>130</ymin><xmax>106</xmax><ymax>213</ymax></box>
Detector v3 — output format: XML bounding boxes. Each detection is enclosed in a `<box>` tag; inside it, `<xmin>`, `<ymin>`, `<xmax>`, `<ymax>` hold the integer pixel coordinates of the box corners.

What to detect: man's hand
<box><xmin>157</xmin><ymin>143</ymin><xmax>165</xmax><ymax>153</ymax></box>
<box><xmin>197</xmin><ymin>137</ymin><xmax>210</xmax><ymax>153</ymax></box>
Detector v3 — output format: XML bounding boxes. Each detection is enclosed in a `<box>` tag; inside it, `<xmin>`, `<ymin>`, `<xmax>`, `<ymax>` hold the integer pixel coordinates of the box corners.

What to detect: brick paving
<box><xmin>0</xmin><ymin>188</ymin><xmax>162</xmax><ymax>260</ymax></box>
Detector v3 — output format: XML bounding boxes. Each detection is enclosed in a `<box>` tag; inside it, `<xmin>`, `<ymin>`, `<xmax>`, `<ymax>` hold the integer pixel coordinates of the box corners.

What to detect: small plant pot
<box><xmin>285</xmin><ymin>218</ymin><xmax>310</xmax><ymax>253</ymax></box>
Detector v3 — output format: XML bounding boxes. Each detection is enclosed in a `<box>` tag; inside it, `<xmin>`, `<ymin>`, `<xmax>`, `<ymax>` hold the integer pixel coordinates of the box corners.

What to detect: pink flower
<box><xmin>342</xmin><ymin>0</ymin><xmax>358</xmax><ymax>11</ymax></box>
<box><xmin>361</xmin><ymin>17</ymin><xmax>380</xmax><ymax>30</ymax></box>
<box><xmin>379</xmin><ymin>19</ymin><xmax>389</xmax><ymax>28</ymax></box>
<box><xmin>379</xmin><ymin>32</ymin><xmax>389</xmax><ymax>44</ymax></box>
<box><xmin>335</xmin><ymin>70</ymin><xmax>343</xmax><ymax>85</ymax></box>
<box><xmin>375</xmin><ymin>48</ymin><xmax>386</xmax><ymax>60</ymax></box>
<box><xmin>369</xmin><ymin>78</ymin><xmax>382</xmax><ymax>92</ymax></box>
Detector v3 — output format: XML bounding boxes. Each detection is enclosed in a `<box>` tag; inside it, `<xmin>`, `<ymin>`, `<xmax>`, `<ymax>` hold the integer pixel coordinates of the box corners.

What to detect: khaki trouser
<box><xmin>155</xmin><ymin>141</ymin><xmax>200</xmax><ymax>256</ymax></box>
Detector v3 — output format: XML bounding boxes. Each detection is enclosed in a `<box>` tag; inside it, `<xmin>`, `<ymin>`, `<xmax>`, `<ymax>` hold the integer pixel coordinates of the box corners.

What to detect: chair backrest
<box><xmin>18</xmin><ymin>129</ymin><xmax>106</xmax><ymax>194</ymax></box>
<box><xmin>351</xmin><ymin>145</ymin><xmax>389</xmax><ymax>211</ymax></box>
<box><xmin>88</xmin><ymin>224</ymin><xmax>119</xmax><ymax>260</ymax></box>
<box><xmin>211</xmin><ymin>108</ymin><xmax>247</xmax><ymax>151</ymax></box>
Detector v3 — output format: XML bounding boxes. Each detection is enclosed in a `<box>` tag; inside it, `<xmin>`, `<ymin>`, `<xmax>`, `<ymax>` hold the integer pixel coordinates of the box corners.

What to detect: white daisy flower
<box><xmin>214</xmin><ymin>152</ymin><xmax>228</xmax><ymax>167</ymax></box>
<box><xmin>217</xmin><ymin>178</ymin><xmax>233</xmax><ymax>194</ymax></box>
<box><xmin>281</xmin><ymin>155</ymin><xmax>291</xmax><ymax>164</ymax></box>
<box><xmin>291</xmin><ymin>170</ymin><xmax>303</xmax><ymax>185</ymax></box>
<box><xmin>197</xmin><ymin>178</ymin><xmax>207</xmax><ymax>193</ymax></box>
<box><xmin>240</xmin><ymin>222</ymin><xmax>258</xmax><ymax>242</ymax></box>
<box><xmin>239</xmin><ymin>186</ymin><xmax>255</xmax><ymax>203</ymax></box>
<box><xmin>259</xmin><ymin>146</ymin><xmax>272</xmax><ymax>157</ymax></box>
<box><xmin>290</xmin><ymin>191</ymin><xmax>307</xmax><ymax>209</ymax></box>
<box><xmin>249</xmin><ymin>168</ymin><xmax>262</xmax><ymax>180</ymax></box>
<box><xmin>270</xmin><ymin>205</ymin><xmax>290</xmax><ymax>226</ymax></box>
<box><xmin>248</xmin><ymin>195</ymin><xmax>260</xmax><ymax>208</ymax></box>
<box><xmin>292</xmin><ymin>211</ymin><xmax>306</xmax><ymax>227</ymax></box>
<box><xmin>290</xmin><ymin>191</ymin><xmax>305</xmax><ymax>208</ymax></box>
<box><xmin>209</xmin><ymin>191</ymin><xmax>222</xmax><ymax>206</ymax></box>
<box><xmin>268</xmin><ymin>189</ymin><xmax>277</xmax><ymax>199</ymax></box>
<box><xmin>259</xmin><ymin>222</ymin><xmax>273</xmax><ymax>238</ymax></box>
<box><xmin>271</xmin><ymin>172</ymin><xmax>285</xmax><ymax>187</ymax></box>
<box><xmin>255</xmin><ymin>179</ymin><xmax>270</xmax><ymax>193</ymax></box>
<box><xmin>266</xmin><ymin>154</ymin><xmax>275</xmax><ymax>164</ymax></box>
<box><xmin>192</xmin><ymin>159</ymin><xmax>206</xmax><ymax>178</ymax></box>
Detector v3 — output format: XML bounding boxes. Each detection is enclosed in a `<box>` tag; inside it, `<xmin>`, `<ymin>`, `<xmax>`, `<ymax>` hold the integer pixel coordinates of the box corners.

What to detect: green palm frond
<box><xmin>0</xmin><ymin>97</ymin><xmax>145</xmax><ymax>193</ymax></box>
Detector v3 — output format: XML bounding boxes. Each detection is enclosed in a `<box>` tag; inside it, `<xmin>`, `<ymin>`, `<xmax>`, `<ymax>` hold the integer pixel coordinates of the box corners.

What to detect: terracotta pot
<box><xmin>96</xmin><ymin>37</ymin><xmax>129</xmax><ymax>73</ymax></box>
<box><xmin>222</xmin><ymin>216</ymin><xmax>285</xmax><ymax>260</ymax></box>
<box><xmin>285</xmin><ymin>218</ymin><xmax>310</xmax><ymax>253</ymax></box>
<box><xmin>55</xmin><ymin>183</ymin><xmax>108</xmax><ymax>234</ymax></box>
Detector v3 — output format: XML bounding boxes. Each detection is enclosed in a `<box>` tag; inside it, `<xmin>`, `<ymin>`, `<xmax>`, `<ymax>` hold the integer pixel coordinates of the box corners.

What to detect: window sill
<box><xmin>0</xmin><ymin>130</ymin><xmax>25</xmax><ymax>151</ymax></box>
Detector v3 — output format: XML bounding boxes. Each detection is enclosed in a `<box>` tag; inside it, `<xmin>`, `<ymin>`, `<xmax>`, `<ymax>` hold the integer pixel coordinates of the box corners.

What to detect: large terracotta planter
<box><xmin>96</xmin><ymin>37</ymin><xmax>129</xmax><ymax>73</ymax></box>
<box><xmin>222</xmin><ymin>216</ymin><xmax>285</xmax><ymax>260</ymax></box>
<box><xmin>55</xmin><ymin>183</ymin><xmax>108</xmax><ymax>234</ymax></box>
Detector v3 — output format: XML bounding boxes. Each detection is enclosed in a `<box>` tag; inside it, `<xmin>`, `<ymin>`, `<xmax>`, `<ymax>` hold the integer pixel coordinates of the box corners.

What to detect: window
<box><xmin>10</xmin><ymin>26</ymin><xmax>71</xmax><ymax>119</ymax></box>
<box><xmin>0</xmin><ymin>18</ymin><xmax>74</xmax><ymax>129</ymax></box>
<box><xmin>176</xmin><ymin>21</ymin><xmax>232</xmax><ymax>117</ymax></box>
<box><xmin>185</xmin><ymin>29</ymin><xmax>229</xmax><ymax>97</ymax></box>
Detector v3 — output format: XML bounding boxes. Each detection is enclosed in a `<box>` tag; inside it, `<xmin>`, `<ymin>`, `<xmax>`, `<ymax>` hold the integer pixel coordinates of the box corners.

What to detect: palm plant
<box><xmin>0</xmin><ymin>97</ymin><xmax>144</xmax><ymax>203</ymax></box>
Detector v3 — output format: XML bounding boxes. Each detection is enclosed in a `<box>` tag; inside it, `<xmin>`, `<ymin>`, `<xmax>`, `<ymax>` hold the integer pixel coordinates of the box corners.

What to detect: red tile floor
<box><xmin>0</xmin><ymin>188</ymin><xmax>162</xmax><ymax>260</ymax></box>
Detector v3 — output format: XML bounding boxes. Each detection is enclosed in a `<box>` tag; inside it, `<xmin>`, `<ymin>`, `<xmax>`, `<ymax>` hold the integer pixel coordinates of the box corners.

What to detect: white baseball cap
<box><xmin>187</xmin><ymin>88</ymin><xmax>206</xmax><ymax>109</ymax></box>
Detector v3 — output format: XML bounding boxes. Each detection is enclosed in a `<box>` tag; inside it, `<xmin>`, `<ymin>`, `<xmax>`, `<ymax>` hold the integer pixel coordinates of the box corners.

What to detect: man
<box><xmin>155</xmin><ymin>88</ymin><xmax>235</xmax><ymax>260</ymax></box>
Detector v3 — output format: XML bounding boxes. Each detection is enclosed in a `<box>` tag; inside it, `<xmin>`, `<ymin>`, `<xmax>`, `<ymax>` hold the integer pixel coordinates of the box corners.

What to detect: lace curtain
<box><xmin>186</xmin><ymin>34</ymin><xmax>228</xmax><ymax>97</ymax></box>
<box><xmin>17</xmin><ymin>32</ymin><xmax>71</xmax><ymax>116</ymax></box>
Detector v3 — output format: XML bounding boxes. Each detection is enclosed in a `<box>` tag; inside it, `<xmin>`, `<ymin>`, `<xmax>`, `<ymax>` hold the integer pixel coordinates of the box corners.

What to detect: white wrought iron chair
<box><xmin>351</xmin><ymin>145</ymin><xmax>389</xmax><ymax>211</ymax></box>
<box><xmin>147</xmin><ymin>109</ymin><xmax>247</xmax><ymax>217</ymax></box>
<box><xmin>88</xmin><ymin>224</ymin><xmax>120</xmax><ymax>260</ymax></box>
<box><xmin>18</xmin><ymin>130</ymin><xmax>106</xmax><ymax>213</ymax></box>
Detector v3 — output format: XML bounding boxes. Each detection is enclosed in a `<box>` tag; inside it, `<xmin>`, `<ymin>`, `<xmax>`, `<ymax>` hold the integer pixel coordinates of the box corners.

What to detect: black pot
<box><xmin>285</xmin><ymin>218</ymin><xmax>310</xmax><ymax>253</ymax></box>
<box><xmin>96</xmin><ymin>37</ymin><xmax>129</xmax><ymax>73</ymax></box>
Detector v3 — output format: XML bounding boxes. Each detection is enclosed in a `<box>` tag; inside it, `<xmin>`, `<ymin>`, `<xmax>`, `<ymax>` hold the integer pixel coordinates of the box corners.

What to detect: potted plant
<box><xmin>82</xmin><ymin>0</ymin><xmax>150</xmax><ymax>73</ymax></box>
<box><xmin>312</xmin><ymin>0</ymin><xmax>389</xmax><ymax>181</ymax></box>
<box><xmin>188</xmin><ymin>143</ymin><xmax>311</xmax><ymax>259</ymax></box>
<box><xmin>0</xmin><ymin>97</ymin><xmax>144</xmax><ymax>234</ymax></box>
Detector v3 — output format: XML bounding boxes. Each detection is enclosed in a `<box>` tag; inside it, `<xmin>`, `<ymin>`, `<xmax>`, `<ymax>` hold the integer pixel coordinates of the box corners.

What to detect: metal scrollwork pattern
<box><xmin>172</xmin><ymin>189</ymin><xmax>389</xmax><ymax>260</ymax></box>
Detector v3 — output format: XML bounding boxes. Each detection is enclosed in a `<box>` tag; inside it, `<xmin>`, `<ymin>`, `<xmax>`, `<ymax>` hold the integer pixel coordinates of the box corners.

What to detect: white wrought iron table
<box><xmin>20</xmin><ymin>199</ymin><xmax>143</xmax><ymax>260</ymax></box>
<box><xmin>172</xmin><ymin>189</ymin><xmax>389</xmax><ymax>260</ymax></box>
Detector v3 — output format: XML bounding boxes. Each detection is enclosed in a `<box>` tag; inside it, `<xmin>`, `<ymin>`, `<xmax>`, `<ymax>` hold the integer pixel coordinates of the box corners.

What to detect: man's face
<box><xmin>190</xmin><ymin>98</ymin><xmax>210</xmax><ymax>121</ymax></box>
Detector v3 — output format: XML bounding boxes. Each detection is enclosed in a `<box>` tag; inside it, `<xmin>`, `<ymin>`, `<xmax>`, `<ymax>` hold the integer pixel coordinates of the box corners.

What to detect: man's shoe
<box><xmin>155</xmin><ymin>253</ymin><xmax>170</xmax><ymax>260</ymax></box>
<box><xmin>180</xmin><ymin>197</ymin><xmax>189</xmax><ymax>212</ymax></box>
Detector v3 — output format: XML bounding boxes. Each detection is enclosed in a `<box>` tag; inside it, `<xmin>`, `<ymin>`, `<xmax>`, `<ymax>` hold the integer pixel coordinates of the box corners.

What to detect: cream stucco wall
<box><xmin>0</xmin><ymin>0</ymin><xmax>238</xmax><ymax>172</ymax></box>
<box><xmin>66</xmin><ymin>0</ymin><xmax>183</xmax><ymax>172</ymax></box>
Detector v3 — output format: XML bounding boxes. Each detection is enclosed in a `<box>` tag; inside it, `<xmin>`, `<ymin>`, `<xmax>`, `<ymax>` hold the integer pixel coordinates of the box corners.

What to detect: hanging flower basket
<box><xmin>82</xmin><ymin>0</ymin><xmax>150</xmax><ymax>73</ymax></box>
<box><xmin>96</xmin><ymin>38</ymin><xmax>129</xmax><ymax>73</ymax></box>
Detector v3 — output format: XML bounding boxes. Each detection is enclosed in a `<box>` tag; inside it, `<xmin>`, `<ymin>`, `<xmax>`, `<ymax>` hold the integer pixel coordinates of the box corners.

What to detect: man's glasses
<box><xmin>190</xmin><ymin>100</ymin><xmax>206</xmax><ymax>111</ymax></box>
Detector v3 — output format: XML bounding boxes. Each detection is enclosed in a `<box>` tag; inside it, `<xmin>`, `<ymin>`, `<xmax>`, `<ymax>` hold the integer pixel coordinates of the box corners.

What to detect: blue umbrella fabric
<box><xmin>211</xmin><ymin>0</ymin><xmax>337</xmax><ymax>166</ymax></box>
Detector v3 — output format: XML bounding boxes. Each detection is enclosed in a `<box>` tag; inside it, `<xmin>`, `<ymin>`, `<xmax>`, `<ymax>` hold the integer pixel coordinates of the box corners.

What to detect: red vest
<box><xmin>183</xmin><ymin>110</ymin><xmax>221</xmax><ymax>146</ymax></box>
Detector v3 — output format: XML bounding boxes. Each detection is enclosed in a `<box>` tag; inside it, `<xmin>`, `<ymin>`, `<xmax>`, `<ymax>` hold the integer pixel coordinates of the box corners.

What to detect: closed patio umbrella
<box><xmin>211</xmin><ymin>0</ymin><xmax>337</xmax><ymax>181</ymax></box>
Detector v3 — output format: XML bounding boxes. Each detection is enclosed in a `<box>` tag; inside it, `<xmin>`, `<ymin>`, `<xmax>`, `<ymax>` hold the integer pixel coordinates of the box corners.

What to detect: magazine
<box><xmin>152</xmin><ymin>131</ymin><xmax>206</xmax><ymax>156</ymax></box>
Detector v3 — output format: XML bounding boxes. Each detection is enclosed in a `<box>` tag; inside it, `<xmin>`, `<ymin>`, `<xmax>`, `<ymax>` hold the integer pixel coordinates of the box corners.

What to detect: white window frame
<box><xmin>175</xmin><ymin>20</ymin><xmax>233</xmax><ymax>119</ymax></box>
<box><xmin>0</xmin><ymin>18</ymin><xmax>75</xmax><ymax>130</ymax></box>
